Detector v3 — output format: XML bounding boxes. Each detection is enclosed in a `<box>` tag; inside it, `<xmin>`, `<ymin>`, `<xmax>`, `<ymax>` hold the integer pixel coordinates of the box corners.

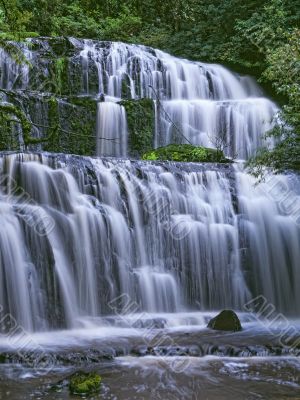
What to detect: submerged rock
<box><xmin>207</xmin><ymin>310</ymin><xmax>242</xmax><ymax>332</ymax></box>
<box><xmin>69</xmin><ymin>372</ymin><xmax>102</xmax><ymax>396</ymax></box>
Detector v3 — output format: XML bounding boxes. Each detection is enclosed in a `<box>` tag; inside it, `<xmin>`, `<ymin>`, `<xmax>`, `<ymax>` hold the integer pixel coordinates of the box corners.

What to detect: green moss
<box><xmin>142</xmin><ymin>144</ymin><xmax>231</xmax><ymax>163</ymax></box>
<box><xmin>0</xmin><ymin>103</ymin><xmax>33</xmax><ymax>147</ymax></box>
<box><xmin>44</xmin><ymin>96</ymin><xmax>60</xmax><ymax>152</ymax></box>
<box><xmin>0</xmin><ymin>94</ymin><xmax>97</xmax><ymax>155</ymax></box>
<box><xmin>144</xmin><ymin>151</ymin><xmax>158</xmax><ymax>160</ymax></box>
<box><xmin>67</xmin><ymin>96</ymin><xmax>97</xmax><ymax>109</ymax></box>
<box><xmin>69</xmin><ymin>372</ymin><xmax>102</xmax><ymax>396</ymax></box>
<box><xmin>0</xmin><ymin>354</ymin><xmax>6</xmax><ymax>363</ymax></box>
<box><xmin>37</xmin><ymin>95</ymin><xmax>96</xmax><ymax>155</ymax></box>
<box><xmin>0</xmin><ymin>105</ymin><xmax>20</xmax><ymax>150</ymax></box>
<box><xmin>119</xmin><ymin>98</ymin><xmax>154</xmax><ymax>157</ymax></box>
<box><xmin>54</xmin><ymin>57</ymin><xmax>68</xmax><ymax>95</ymax></box>
<box><xmin>65</xmin><ymin>98</ymin><xmax>97</xmax><ymax>155</ymax></box>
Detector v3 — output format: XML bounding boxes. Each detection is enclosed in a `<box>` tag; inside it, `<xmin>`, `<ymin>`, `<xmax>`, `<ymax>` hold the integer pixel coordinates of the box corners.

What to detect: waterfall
<box><xmin>0</xmin><ymin>153</ymin><xmax>299</xmax><ymax>332</ymax></box>
<box><xmin>74</xmin><ymin>40</ymin><xmax>278</xmax><ymax>158</ymax></box>
<box><xmin>0</xmin><ymin>38</ymin><xmax>298</xmax><ymax>336</ymax></box>
<box><xmin>0</xmin><ymin>44</ymin><xmax>31</xmax><ymax>91</ymax></box>
<box><xmin>0</xmin><ymin>39</ymin><xmax>278</xmax><ymax>158</ymax></box>
<box><xmin>159</xmin><ymin>98</ymin><xmax>277</xmax><ymax>159</ymax></box>
<box><xmin>96</xmin><ymin>101</ymin><xmax>128</xmax><ymax>157</ymax></box>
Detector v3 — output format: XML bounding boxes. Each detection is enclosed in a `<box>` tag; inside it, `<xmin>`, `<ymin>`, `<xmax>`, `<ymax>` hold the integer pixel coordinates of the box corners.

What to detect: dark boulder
<box><xmin>207</xmin><ymin>310</ymin><xmax>242</xmax><ymax>332</ymax></box>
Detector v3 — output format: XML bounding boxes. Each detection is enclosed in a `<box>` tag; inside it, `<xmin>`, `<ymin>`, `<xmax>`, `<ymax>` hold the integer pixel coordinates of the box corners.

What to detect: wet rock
<box><xmin>207</xmin><ymin>310</ymin><xmax>242</xmax><ymax>332</ymax></box>
<box><xmin>131</xmin><ymin>346</ymin><xmax>149</xmax><ymax>357</ymax></box>
<box><xmin>132</xmin><ymin>318</ymin><xmax>167</xmax><ymax>329</ymax></box>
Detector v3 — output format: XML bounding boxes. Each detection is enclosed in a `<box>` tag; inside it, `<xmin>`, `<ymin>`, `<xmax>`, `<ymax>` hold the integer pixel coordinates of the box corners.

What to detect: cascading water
<box><xmin>1</xmin><ymin>39</ymin><xmax>300</xmax><ymax>399</ymax></box>
<box><xmin>0</xmin><ymin>44</ymin><xmax>31</xmax><ymax>91</ymax></box>
<box><xmin>159</xmin><ymin>98</ymin><xmax>277</xmax><ymax>159</ymax></box>
<box><xmin>96</xmin><ymin>101</ymin><xmax>128</xmax><ymax>157</ymax></box>
<box><xmin>75</xmin><ymin>41</ymin><xmax>278</xmax><ymax>158</ymax></box>
<box><xmin>0</xmin><ymin>39</ymin><xmax>278</xmax><ymax>158</ymax></box>
<box><xmin>0</xmin><ymin>153</ymin><xmax>299</xmax><ymax>333</ymax></box>
<box><xmin>0</xmin><ymin>38</ymin><xmax>299</xmax><ymax>333</ymax></box>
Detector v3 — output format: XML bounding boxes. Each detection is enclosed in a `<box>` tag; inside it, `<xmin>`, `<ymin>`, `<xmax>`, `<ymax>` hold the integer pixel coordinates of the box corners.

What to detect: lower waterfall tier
<box><xmin>0</xmin><ymin>153</ymin><xmax>299</xmax><ymax>332</ymax></box>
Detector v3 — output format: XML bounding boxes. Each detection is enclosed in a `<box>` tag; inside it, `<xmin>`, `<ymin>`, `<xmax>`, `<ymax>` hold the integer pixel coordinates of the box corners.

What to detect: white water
<box><xmin>0</xmin><ymin>39</ymin><xmax>278</xmax><ymax>158</ymax></box>
<box><xmin>74</xmin><ymin>40</ymin><xmax>278</xmax><ymax>158</ymax></box>
<box><xmin>96</xmin><ymin>101</ymin><xmax>128</xmax><ymax>157</ymax></box>
<box><xmin>0</xmin><ymin>39</ymin><xmax>298</xmax><ymax>344</ymax></box>
<box><xmin>0</xmin><ymin>40</ymin><xmax>299</xmax><ymax>400</ymax></box>
<box><xmin>158</xmin><ymin>98</ymin><xmax>277</xmax><ymax>159</ymax></box>
<box><xmin>0</xmin><ymin>44</ymin><xmax>31</xmax><ymax>91</ymax></box>
<box><xmin>0</xmin><ymin>153</ymin><xmax>299</xmax><ymax>333</ymax></box>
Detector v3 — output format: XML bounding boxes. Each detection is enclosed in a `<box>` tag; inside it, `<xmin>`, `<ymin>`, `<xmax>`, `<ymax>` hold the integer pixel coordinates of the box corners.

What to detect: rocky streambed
<box><xmin>0</xmin><ymin>313</ymin><xmax>299</xmax><ymax>399</ymax></box>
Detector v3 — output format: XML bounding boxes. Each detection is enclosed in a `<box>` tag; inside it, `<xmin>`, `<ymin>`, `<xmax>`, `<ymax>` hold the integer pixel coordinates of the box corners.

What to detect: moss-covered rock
<box><xmin>53</xmin><ymin>57</ymin><xmax>69</xmax><ymax>95</ymax></box>
<box><xmin>142</xmin><ymin>144</ymin><xmax>231</xmax><ymax>163</ymax></box>
<box><xmin>0</xmin><ymin>354</ymin><xmax>6</xmax><ymax>363</ymax></box>
<box><xmin>67</xmin><ymin>95</ymin><xmax>96</xmax><ymax>109</ymax></box>
<box><xmin>46</xmin><ymin>98</ymin><xmax>96</xmax><ymax>156</ymax></box>
<box><xmin>207</xmin><ymin>310</ymin><xmax>242</xmax><ymax>332</ymax></box>
<box><xmin>29</xmin><ymin>37</ymin><xmax>77</xmax><ymax>57</ymax></box>
<box><xmin>1</xmin><ymin>92</ymin><xmax>97</xmax><ymax>155</ymax></box>
<box><xmin>119</xmin><ymin>99</ymin><xmax>154</xmax><ymax>157</ymax></box>
<box><xmin>0</xmin><ymin>105</ymin><xmax>21</xmax><ymax>151</ymax></box>
<box><xmin>0</xmin><ymin>102</ymin><xmax>32</xmax><ymax>148</ymax></box>
<box><xmin>69</xmin><ymin>372</ymin><xmax>102</xmax><ymax>396</ymax></box>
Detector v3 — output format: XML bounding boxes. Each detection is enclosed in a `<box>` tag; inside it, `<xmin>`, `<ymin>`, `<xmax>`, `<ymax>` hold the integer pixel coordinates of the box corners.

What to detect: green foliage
<box><xmin>0</xmin><ymin>0</ymin><xmax>34</xmax><ymax>40</ymax></box>
<box><xmin>223</xmin><ymin>0</ymin><xmax>289</xmax><ymax>70</ymax></box>
<box><xmin>69</xmin><ymin>372</ymin><xmax>102</xmax><ymax>396</ymax></box>
<box><xmin>247</xmin><ymin>28</ymin><xmax>300</xmax><ymax>174</ymax></box>
<box><xmin>17</xmin><ymin>0</ymin><xmax>61</xmax><ymax>36</ymax></box>
<box><xmin>263</xmin><ymin>29</ymin><xmax>300</xmax><ymax>105</ymax></box>
<box><xmin>133</xmin><ymin>25</ymin><xmax>170</xmax><ymax>50</ymax></box>
<box><xmin>51</xmin><ymin>3</ymin><xmax>100</xmax><ymax>37</ymax></box>
<box><xmin>98</xmin><ymin>7</ymin><xmax>142</xmax><ymax>42</ymax></box>
<box><xmin>54</xmin><ymin>57</ymin><xmax>68</xmax><ymax>95</ymax></box>
<box><xmin>142</xmin><ymin>144</ymin><xmax>230</xmax><ymax>163</ymax></box>
<box><xmin>144</xmin><ymin>151</ymin><xmax>157</xmax><ymax>161</ymax></box>
<box><xmin>247</xmin><ymin>133</ymin><xmax>300</xmax><ymax>177</ymax></box>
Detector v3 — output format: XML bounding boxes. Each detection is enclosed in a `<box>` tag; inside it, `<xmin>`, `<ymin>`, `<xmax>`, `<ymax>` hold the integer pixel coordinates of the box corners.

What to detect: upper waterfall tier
<box><xmin>1</xmin><ymin>38</ymin><xmax>266</xmax><ymax>101</ymax></box>
<box><xmin>0</xmin><ymin>38</ymin><xmax>278</xmax><ymax>159</ymax></box>
<box><xmin>73</xmin><ymin>39</ymin><xmax>264</xmax><ymax>101</ymax></box>
<box><xmin>0</xmin><ymin>153</ymin><xmax>299</xmax><ymax>332</ymax></box>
